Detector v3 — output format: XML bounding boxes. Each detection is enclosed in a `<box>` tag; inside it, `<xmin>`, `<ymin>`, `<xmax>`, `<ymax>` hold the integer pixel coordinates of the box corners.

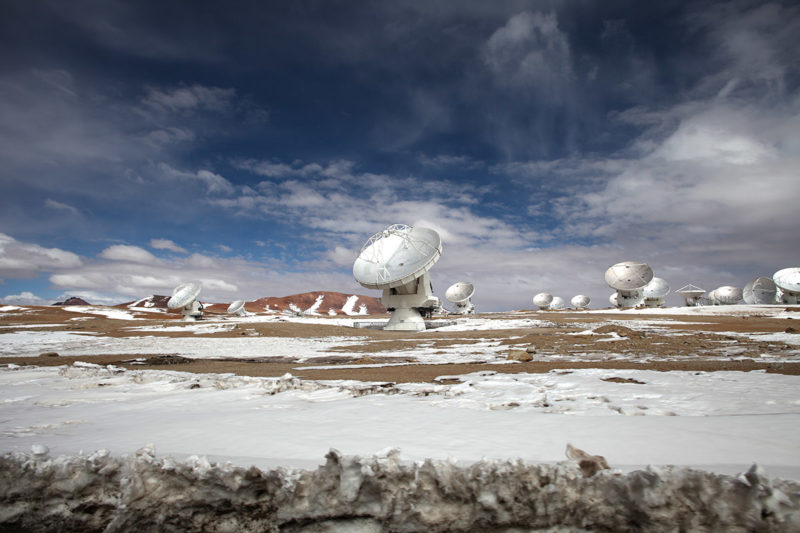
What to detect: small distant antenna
<box><xmin>773</xmin><ymin>268</ymin><xmax>800</xmax><ymax>304</ymax></box>
<box><xmin>743</xmin><ymin>277</ymin><xmax>777</xmax><ymax>305</ymax></box>
<box><xmin>676</xmin><ymin>285</ymin><xmax>705</xmax><ymax>307</ymax></box>
<box><xmin>609</xmin><ymin>292</ymin><xmax>618</xmax><ymax>307</ymax></box>
<box><xmin>605</xmin><ymin>261</ymin><xmax>653</xmax><ymax>308</ymax></box>
<box><xmin>227</xmin><ymin>300</ymin><xmax>247</xmax><ymax>316</ymax></box>
<box><xmin>353</xmin><ymin>224</ymin><xmax>442</xmax><ymax>331</ymax></box>
<box><xmin>445</xmin><ymin>282</ymin><xmax>475</xmax><ymax>315</ymax></box>
<box><xmin>549</xmin><ymin>296</ymin><xmax>566</xmax><ymax>310</ymax></box>
<box><xmin>570</xmin><ymin>295</ymin><xmax>590</xmax><ymax>309</ymax></box>
<box><xmin>642</xmin><ymin>277</ymin><xmax>670</xmax><ymax>308</ymax></box>
<box><xmin>710</xmin><ymin>286</ymin><xmax>742</xmax><ymax>305</ymax></box>
<box><xmin>533</xmin><ymin>293</ymin><xmax>553</xmax><ymax>310</ymax></box>
<box><xmin>167</xmin><ymin>282</ymin><xmax>203</xmax><ymax>321</ymax></box>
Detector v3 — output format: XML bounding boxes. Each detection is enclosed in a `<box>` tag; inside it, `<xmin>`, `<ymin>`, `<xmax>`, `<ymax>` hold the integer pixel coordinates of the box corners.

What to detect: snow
<box><xmin>62</xmin><ymin>305</ymin><xmax>141</xmax><ymax>320</ymax></box>
<box><xmin>0</xmin><ymin>306</ymin><xmax>23</xmax><ymax>312</ymax></box>
<box><xmin>304</xmin><ymin>294</ymin><xmax>325</xmax><ymax>315</ymax></box>
<box><xmin>342</xmin><ymin>294</ymin><xmax>359</xmax><ymax>315</ymax></box>
<box><xmin>582</xmin><ymin>303</ymin><xmax>797</xmax><ymax>317</ymax></box>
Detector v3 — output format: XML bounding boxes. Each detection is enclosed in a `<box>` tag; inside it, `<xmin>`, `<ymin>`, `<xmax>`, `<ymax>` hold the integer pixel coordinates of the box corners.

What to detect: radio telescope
<box><xmin>605</xmin><ymin>261</ymin><xmax>653</xmax><ymax>308</ymax></box>
<box><xmin>711</xmin><ymin>286</ymin><xmax>742</xmax><ymax>305</ymax></box>
<box><xmin>774</xmin><ymin>268</ymin><xmax>800</xmax><ymax>304</ymax></box>
<box><xmin>533</xmin><ymin>293</ymin><xmax>553</xmax><ymax>310</ymax></box>
<box><xmin>227</xmin><ymin>300</ymin><xmax>247</xmax><ymax>316</ymax></box>
<box><xmin>167</xmin><ymin>282</ymin><xmax>203</xmax><ymax>321</ymax></box>
<box><xmin>642</xmin><ymin>277</ymin><xmax>670</xmax><ymax>308</ymax></box>
<box><xmin>676</xmin><ymin>285</ymin><xmax>705</xmax><ymax>306</ymax></box>
<box><xmin>550</xmin><ymin>296</ymin><xmax>566</xmax><ymax>310</ymax></box>
<box><xmin>609</xmin><ymin>292</ymin><xmax>619</xmax><ymax>307</ymax></box>
<box><xmin>353</xmin><ymin>224</ymin><xmax>442</xmax><ymax>331</ymax></box>
<box><xmin>445</xmin><ymin>282</ymin><xmax>475</xmax><ymax>315</ymax></box>
<box><xmin>571</xmin><ymin>295</ymin><xmax>590</xmax><ymax>309</ymax></box>
<box><xmin>743</xmin><ymin>277</ymin><xmax>777</xmax><ymax>305</ymax></box>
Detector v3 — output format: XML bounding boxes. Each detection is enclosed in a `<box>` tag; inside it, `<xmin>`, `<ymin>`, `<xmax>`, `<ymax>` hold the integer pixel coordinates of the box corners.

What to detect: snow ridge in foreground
<box><xmin>1</xmin><ymin>447</ymin><xmax>798</xmax><ymax>532</ymax></box>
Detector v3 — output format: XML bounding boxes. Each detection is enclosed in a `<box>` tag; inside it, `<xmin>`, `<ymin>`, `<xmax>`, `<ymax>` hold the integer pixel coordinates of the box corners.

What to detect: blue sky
<box><xmin>0</xmin><ymin>0</ymin><xmax>798</xmax><ymax>310</ymax></box>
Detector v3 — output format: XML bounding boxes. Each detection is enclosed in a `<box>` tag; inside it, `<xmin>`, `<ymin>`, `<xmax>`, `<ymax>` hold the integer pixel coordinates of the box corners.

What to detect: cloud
<box><xmin>99</xmin><ymin>245</ymin><xmax>159</xmax><ymax>264</ymax></box>
<box><xmin>150</xmin><ymin>239</ymin><xmax>187</xmax><ymax>254</ymax></box>
<box><xmin>142</xmin><ymin>85</ymin><xmax>236</xmax><ymax>114</ymax></box>
<box><xmin>1</xmin><ymin>291</ymin><xmax>47</xmax><ymax>305</ymax></box>
<box><xmin>0</xmin><ymin>233</ymin><xmax>83</xmax><ymax>279</ymax></box>
<box><xmin>44</xmin><ymin>199</ymin><xmax>80</xmax><ymax>216</ymax></box>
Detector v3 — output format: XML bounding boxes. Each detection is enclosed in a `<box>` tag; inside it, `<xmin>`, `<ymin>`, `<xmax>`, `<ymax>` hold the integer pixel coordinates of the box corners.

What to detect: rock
<box><xmin>566</xmin><ymin>443</ymin><xmax>610</xmax><ymax>477</ymax></box>
<box><xmin>593</xmin><ymin>325</ymin><xmax>645</xmax><ymax>338</ymax></box>
<box><xmin>40</xmin><ymin>352</ymin><xmax>59</xmax><ymax>357</ymax></box>
<box><xmin>507</xmin><ymin>350</ymin><xmax>533</xmax><ymax>362</ymax></box>
<box><xmin>785</xmin><ymin>327</ymin><xmax>798</xmax><ymax>334</ymax></box>
<box><xmin>525</xmin><ymin>346</ymin><xmax>537</xmax><ymax>353</ymax></box>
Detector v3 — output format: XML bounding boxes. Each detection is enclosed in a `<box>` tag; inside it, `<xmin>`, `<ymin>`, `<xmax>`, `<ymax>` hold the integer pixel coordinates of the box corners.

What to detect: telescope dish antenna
<box><xmin>642</xmin><ymin>277</ymin><xmax>670</xmax><ymax>308</ymax></box>
<box><xmin>743</xmin><ymin>277</ymin><xmax>777</xmax><ymax>305</ymax></box>
<box><xmin>445</xmin><ymin>282</ymin><xmax>475</xmax><ymax>315</ymax></box>
<box><xmin>227</xmin><ymin>299</ymin><xmax>247</xmax><ymax>316</ymax></box>
<box><xmin>609</xmin><ymin>292</ymin><xmax>619</xmax><ymax>307</ymax></box>
<box><xmin>711</xmin><ymin>286</ymin><xmax>742</xmax><ymax>305</ymax></box>
<box><xmin>676</xmin><ymin>285</ymin><xmax>705</xmax><ymax>307</ymax></box>
<box><xmin>549</xmin><ymin>296</ymin><xmax>566</xmax><ymax>310</ymax></box>
<box><xmin>353</xmin><ymin>224</ymin><xmax>442</xmax><ymax>331</ymax></box>
<box><xmin>774</xmin><ymin>268</ymin><xmax>800</xmax><ymax>304</ymax></box>
<box><xmin>167</xmin><ymin>282</ymin><xmax>203</xmax><ymax>321</ymax></box>
<box><xmin>533</xmin><ymin>292</ymin><xmax>553</xmax><ymax>310</ymax></box>
<box><xmin>605</xmin><ymin>261</ymin><xmax>652</xmax><ymax>308</ymax></box>
<box><xmin>570</xmin><ymin>295</ymin><xmax>590</xmax><ymax>309</ymax></box>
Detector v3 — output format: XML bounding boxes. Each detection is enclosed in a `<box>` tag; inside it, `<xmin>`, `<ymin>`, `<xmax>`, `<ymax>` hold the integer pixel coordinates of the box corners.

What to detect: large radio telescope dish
<box><xmin>676</xmin><ymin>285</ymin><xmax>705</xmax><ymax>307</ymax></box>
<box><xmin>167</xmin><ymin>282</ymin><xmax>203</xmax><ymax>321</ymax></box>
<box><xmin>549</xmin><ymin>296</ymin><xmax>566</xmax><ymax>310</ymax></box>
<box><xmin>711</xmin><ymin>286</ymin><xmax>742</xmax><ymax>305</ymax></box>
<box><xmin>533</xmin><ymin>293</ymin><xmax>553</xmax><ymax>310</ymax></box>
<box><xmin>743</xmin><ymin>277</ymin><xmax>777</xmax><ymax>305</ymax></box>
<box><xmin>445</xmin><ymin>282</ymin><xmax>475</xmax><ymax>315</ymax></box>
<box><xmin>642</xmin><ymin>277</ymin><xmax>670</xmax><ymax>307</ymax></box>
<box><xmin>774</xmin><ymin>268</ymin><xmax>800</xmax><ymax>304</ymax></box>
<box><xmin>605</xmin><ymin>261</ymin><xmax>652</xmax><ymax>308</ymax></box>
<box><xmin>353</xmin><ymin>224</ymin><xmax>442</xmax><ymax>331</ymax></box>
<box><xmin>571</xmin><ymin>295</ymin><xmax>590</xmax><ymax>309</ymax></box>
<box><xmin>227</xmin><ymin>300</ymin><xmax>247</xmax><ymax>316</ymax></box>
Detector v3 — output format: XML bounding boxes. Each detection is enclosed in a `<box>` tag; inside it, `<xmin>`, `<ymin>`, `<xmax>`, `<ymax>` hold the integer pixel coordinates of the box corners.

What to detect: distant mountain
<box><xmin>53</xmin><ymin>296</ymin><xmax>91</xmax><ymax>306</ymax></box>
<box><xmin>120</xmin><ymin>295</ymin><xmax>172</xmax><ymax>309</ymax></box>
<box><xmin>203</xmin><ymin>291</ymin><xmax>386</xmax><ymax>316</ymax></box>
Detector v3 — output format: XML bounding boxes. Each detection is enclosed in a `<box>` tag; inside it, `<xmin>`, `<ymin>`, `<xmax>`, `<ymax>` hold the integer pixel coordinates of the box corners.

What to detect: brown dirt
<box><xmin>2</xmin><ymin>306</ymin><xmax>799</xmax><ymax>382</ymax></box>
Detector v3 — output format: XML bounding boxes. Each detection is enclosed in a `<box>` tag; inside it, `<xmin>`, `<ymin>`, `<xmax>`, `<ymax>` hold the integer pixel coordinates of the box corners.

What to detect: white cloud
<box><xmin>1</xmin><ymin>291</ymin><xmax>47</xmax><ymax>305</ymax></box>
<box><xmin>150</xmin><ymin>238</ymin><xmax>187</xmax><ymax>254</ymax></box>
<box><xmin>0</xmin><ymin>233</ymin><xmax>83</xmax><ymax>279</ymax></box>
<box><xmin>44</xmin><ymin>199</ymin><xmax>80</xmax><ymax>216</ymax></box>
<box><xmin>99</xmin><ymin>245</ymin><xmax>159</xmax><ymax>264</ymax></box>
<box><xmin>142</xmin><ymin>85</ymin><xmax>236</xmax><ymax>113</ymax></box>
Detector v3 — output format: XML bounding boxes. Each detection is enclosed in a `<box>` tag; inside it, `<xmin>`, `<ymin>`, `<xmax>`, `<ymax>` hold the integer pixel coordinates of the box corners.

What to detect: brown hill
<box><xmin>53</xmin><ymin>296</ymin><xmax>91</xmax><ymax>306</ymax></box>
<box><xmin>118</xmin><ymin>295</ymin><xmax>172</xmax><ymax>309</ymax></box>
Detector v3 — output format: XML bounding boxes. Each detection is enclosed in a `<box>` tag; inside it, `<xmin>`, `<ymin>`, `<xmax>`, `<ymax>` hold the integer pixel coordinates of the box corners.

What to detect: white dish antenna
<box><xmin>570</xmin><ymin>295</ymin><xmax>590</xmax><ymax>309</ymax></box>
<box><xmin>676</xmin><ymin>284</ymin><xmax>705</xmax><ymax>307</ymax></box>
<box><xmin>711</xmin><ymin>286</ymin><xmax>742</xmax><ymax>305</ymax></box>
<box><xmin>642</xmin><ymin>277</ymin><xmax>670</xmax><ymax>308</ymax></box>
<box><xmin>445</xmin><ymin>282</ymin><xmax>475</xmax><ymax>315</ymax></box>
<box><xmin>605</xmin><ymin>261</ymin><xmax>652</xmax><ymax>308</ymax></box>
<box><xmin>353</xmin><ymin>224</ymin><xmax>442</xmax><ymax>331</ymax></box>
<box><xmin>609</xmin><ymin>292</ymin><xmax>618</xmax><ymax>307</ymax></box>
<box><xmin>167</xmin><ymin>282</ymin><xmax>203</xmax><ymax>321</ymax></box>
<box><xmin>743</xmin><ymin>277</ymin><xmax>777</xmax><ymax>305</ymax></box>
<box><xmin>227</xmin><ymin>299</ymin><xmax>247</xmax><ymax>316</ymax></box>
<box><xmin>549</xmin><ymin>296</ymin><xmax>566</xmax><ymax>310</ymax></box>
<box><xmin>533</xmin><ymin>292</ymin><xmax>553</xmax><ymax>310</ymax></box>
<box><xmin>774</xmin><ymin>268</ymin><xmax>800</xmax><ymax>304</ymax></box>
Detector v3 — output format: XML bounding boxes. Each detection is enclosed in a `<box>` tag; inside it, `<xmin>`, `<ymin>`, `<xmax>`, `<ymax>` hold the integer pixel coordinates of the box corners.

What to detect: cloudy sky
<box><xmin>0</xmin><ymin>0</ymin><xmax>798</xmax><ymax>310</ymax></box>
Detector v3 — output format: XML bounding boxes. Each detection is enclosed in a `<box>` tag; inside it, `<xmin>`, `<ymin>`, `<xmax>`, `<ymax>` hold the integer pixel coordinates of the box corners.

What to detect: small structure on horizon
<box><xmin>676</xmin><ymin>285</ymin><xmax>705</xmax><ymax>307</ymax></box>
<box><xmin>445</xmin><ymin>282</ymin><xmax>475</xmax><ymax>315</ymax></box>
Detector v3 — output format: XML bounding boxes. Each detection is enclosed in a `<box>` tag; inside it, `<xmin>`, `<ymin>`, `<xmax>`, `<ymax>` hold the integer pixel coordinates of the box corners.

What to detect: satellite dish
<box><xmin>549</xmin><ymin>296</ymin><xmax>566</xmax><ymax>310</ymax></box>
<box><xmin>571</xmin><ymin>295</ymin><xmax>590</xmax><ymax>309</ymax></box>
<box><xmin>609</xmin><ymin>292</ymin><xmax>619</xmax><ymax>307</ymax></box>
<box><xmin>743</xmin><ymin>277</ymin><xmax>777</xmax><ymax>305</ymax></box>
<box><xmin>774</xmin><ymin>268</ymin><xmax>800</xmax><ymax>304</ymax></box>
<box><xmin>533</xmin><ymin>293</ymin><xmax>553</xmax><ymax>310</ymax></box>
<box><xmin>445</xmin><ymin>282</ymin><xmax>475</xmax><ymax>315</ymax></box>
<box><xmin>642</xmin><ymin>277</ymin><xmax>670</xmax><ymax>308</ymax></box>
<box><xmin>676</xmin><ymin>284</ymin><xmax>705</xmax><ymax>307</ymax></box>
<box><xmin>353</xmin><ymin>224</ymin><xmax>442</xmax><ymax>331</ymax></box>
<box><xmin>605</xmin><ymin>261</ymin><xmax>652</xmax><ymax>308</ymax></box>
<box><xmin>167</xmin><ymin>282</ymin><xmax>203</xmax><ymax>321</ymax></box>
<box><xmin>227</xmin><ymin>299</ymin><xmax>247</xmax><ymax>316</ymax></box>
<box><xmin>711</xmin><ymin>286</ymin><xmax>742</xmax><ymax>305</ymax></box>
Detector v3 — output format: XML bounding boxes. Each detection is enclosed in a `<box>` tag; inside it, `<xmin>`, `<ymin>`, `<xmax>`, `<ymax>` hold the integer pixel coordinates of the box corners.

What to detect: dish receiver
<box><xmin>533</xmin><ymin>292</ymin><xmax>553</xmax><ymax>310</ymax></box>
<box><xmin>353</xmin><ymin>224</ymin><xmax>442</xmax><ymax>331</ymax></box>
<box><xmin>605</xmin><ymin>261</ymin><xmax>652</xmax><ymax>308</ymax></box>
<box><xmin>773</xmin><ymin>268</ymin><xmax>800</xmax><ymax>304</ymax></box>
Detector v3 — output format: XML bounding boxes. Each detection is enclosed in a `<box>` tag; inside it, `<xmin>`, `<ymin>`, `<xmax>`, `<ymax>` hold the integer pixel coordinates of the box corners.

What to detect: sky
<box><xmin>0</xmin><ymin>0</ymin><xmax>798</xmax><ymax>311</ymax></box>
